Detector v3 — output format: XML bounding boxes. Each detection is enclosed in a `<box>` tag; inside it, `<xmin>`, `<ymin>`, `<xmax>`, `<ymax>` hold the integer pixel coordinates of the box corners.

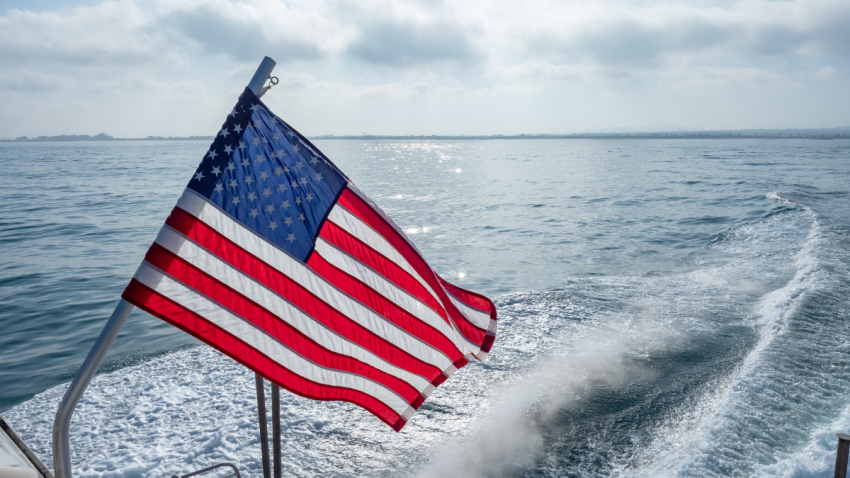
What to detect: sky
<box><xmin>1</xmin><ymin>0</ymin><xmax>849</xmax><ymax>137</ymax></box>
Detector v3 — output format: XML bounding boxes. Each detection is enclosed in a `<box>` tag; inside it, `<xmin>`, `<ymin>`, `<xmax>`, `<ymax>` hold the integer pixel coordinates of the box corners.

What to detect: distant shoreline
<box><xmin>3</xmin><ymin>128</ymin><xmax>850</xmax><ymax>142</ymax></box>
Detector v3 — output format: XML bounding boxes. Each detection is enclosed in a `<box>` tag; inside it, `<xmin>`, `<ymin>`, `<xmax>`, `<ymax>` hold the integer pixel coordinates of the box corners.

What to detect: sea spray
<box><xmin>418</xmin><ymin>321</ymin><xmax>677</xmax><ymax>478</ymax></box>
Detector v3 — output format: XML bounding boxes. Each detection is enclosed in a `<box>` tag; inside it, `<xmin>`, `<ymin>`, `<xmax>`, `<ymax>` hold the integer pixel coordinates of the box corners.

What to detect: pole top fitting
<box><xmin>247</xmin><ymin>57</ymin><xmax>277</xmax><ymax>97</ymax></box>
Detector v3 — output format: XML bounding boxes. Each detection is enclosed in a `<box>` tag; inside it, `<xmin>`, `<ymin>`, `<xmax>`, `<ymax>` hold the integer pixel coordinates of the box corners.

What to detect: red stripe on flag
<box><xmin>438</xmin><ymin>277</ymin><xmax>497</xmax><ymax>320</ymax></box>
<box><xmin>307</xmin><ymin>249</ymin><xmax>464</xmax><ymax>362</ymax></box>
<box><xmin>144</xmin><ymin>243</ymin><xmax>423</xmax><ymax>405</ymax></box>
<box><xmin>122</xmin><ymin>279</ymin><xmax>407</xmax><ymax>431</ymax></box>
<box><xmin>165</xmin><ymin>206</ymin><xmax>444</xmax><ymax>382</ymax></box>
<box><xmin>336</xmin><ymin>189</ymin><xmax>490</xmax><ymax>347</ymax></box>
<box><xmin>318</xmin><ymin>221</ymin><xmax>449</xmax><ymax>323</ymax></box>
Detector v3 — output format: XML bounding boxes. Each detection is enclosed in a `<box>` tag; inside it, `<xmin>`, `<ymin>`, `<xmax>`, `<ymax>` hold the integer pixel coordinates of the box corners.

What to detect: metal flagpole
<box><xmin>255</xmin><ymin>375</ymin><xmax>271</xmax><ymax>478</ymax></box>
<box><xmin>272</xmin><ymin>385</ymin><xmax>282</xmax><ymax>478</ymax></box>
<box><xmin>51</xmin><ymin>56</ymin><xmax>278</xmax><ymax>478</ymax></box>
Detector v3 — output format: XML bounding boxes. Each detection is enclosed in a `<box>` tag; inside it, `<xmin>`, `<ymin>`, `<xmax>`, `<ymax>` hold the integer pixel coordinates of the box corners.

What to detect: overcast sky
<box><xmin>1</xmin><ymin>0</ymin><xmax>849</xmax><ymax>137</ymax></box>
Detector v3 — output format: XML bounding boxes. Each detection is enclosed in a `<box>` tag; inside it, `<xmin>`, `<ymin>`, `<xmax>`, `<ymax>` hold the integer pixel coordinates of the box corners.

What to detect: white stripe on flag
<box><xmin>314</xmin><ymin>237</ymin><xmax>480</xmax><ymax>355</ymax></box>
<box><xmin>327</xmin><ymin>205</ymin><xmax>446</xmax><ymax>312</ymax></box>
<box><xmin>444</xmin><ymin>291</ymin><xmax>493</xmax><ymax>332</ymax></box>
<box><xmin>133</xmin><ymin>261</ymin><xmax>413</xmax><ymax>418</ymax></box>
<box><xmin>175</xmin><ymin>189</ymin><xmax>455</xmax><ymax>371</ymax></box>
<box><xmin>154</xmin><ymin>225</ymin><xmax>434</xmax><ymax>393</ymax></box>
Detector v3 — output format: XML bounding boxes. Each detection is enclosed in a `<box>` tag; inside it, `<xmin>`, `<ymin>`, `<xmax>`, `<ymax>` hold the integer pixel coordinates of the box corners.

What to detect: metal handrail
<box><xmin>52</xmin><ymin>299</ymin><xmax>134</xmax><ymax>478</ymax></box>
<box><xmin>172</xmin><ymin>463</ymin><xmax>242</xmax><ymax>478</ymax></box>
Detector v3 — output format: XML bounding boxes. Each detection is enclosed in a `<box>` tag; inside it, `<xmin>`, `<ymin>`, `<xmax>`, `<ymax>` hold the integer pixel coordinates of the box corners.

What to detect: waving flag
<box><xmin>121</xmin><ymin>87</ymin><xmax>497</xmax><ymax>430</ymax></box>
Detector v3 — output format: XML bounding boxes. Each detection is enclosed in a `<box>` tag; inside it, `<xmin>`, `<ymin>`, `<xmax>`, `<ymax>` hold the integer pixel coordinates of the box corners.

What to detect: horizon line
<box><xmin>3</xmin><ymin>126</ymin><xmax>850</xmax><ymax>142</ymax></box>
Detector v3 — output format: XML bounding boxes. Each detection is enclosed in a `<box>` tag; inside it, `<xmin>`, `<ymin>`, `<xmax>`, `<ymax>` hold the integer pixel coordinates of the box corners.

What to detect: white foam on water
<box><xmin>754</xmin><ymin>401</ymin><xmax>850</xmax><ymax>477</ymax></box>
<box><xmin>5</xmin><ymin>288</ymin><xmax>604</xmax><ymax>478</ymax></box>
<box><xmin>415</xmin><ymin>320</ymin><xmax>676</xmax><ymax>478</ymax></box>
<box><xmin>412</xmin><ymin>205</ymin><xmax>819</xmax><ymax>477</ymax></box>
<box><xmin>5</xmin><ymin>197</ymin><xmax>840</xmax><ymax>478</ymax></box>
<box><xmin>766</xmin><ymin>192</ymin><xmax>790</xmax><ymax>204</ymax></box>
<box><xmin>629</xmin><ymin>203</ymin><xmax>841</xmax><ymax>477</ymax></box>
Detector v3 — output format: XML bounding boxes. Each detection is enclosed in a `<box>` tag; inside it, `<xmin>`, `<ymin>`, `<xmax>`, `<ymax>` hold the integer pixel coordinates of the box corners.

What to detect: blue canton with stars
<box><xmin>188</xmin><ymin>87</ymin><xmax>348</xmax><ymax>262</ymax></box>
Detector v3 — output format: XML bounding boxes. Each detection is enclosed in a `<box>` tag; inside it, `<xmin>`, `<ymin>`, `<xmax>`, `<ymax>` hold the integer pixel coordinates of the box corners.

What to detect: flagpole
<box><xmin>272</xmin><ymin>385</ymin><xmax>282</xmax><ymax>478</ymax></box>
<box><xmin>247</xmin><ymin>56</ymin><xmax>277</xmax><ymax>98</ymax></box>
<box><xmin>248</xmin><ymin>55</ymin><xmax>278</xmax><ymax>478</ymax></box>
<box><xmin>255</xmin><ymin>375</ymin><xmax>271</xmax><ymax>478</ymax></box>
<box><xmin>52</xmin><ymin>299</ymin><xmax>134</xmax><ymax>478</ymax></box>
<box><xmin>51</xmin><ymin>56</ymin><xmax>278</xmax><ymax>478</ymax></box>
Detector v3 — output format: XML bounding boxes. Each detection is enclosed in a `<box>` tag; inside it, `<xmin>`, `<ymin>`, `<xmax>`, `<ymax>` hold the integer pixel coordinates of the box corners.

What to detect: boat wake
<box><xmin>6</xmin><ymin>192</ymin><xmax>850</xmax><ymax>478</ymax></box>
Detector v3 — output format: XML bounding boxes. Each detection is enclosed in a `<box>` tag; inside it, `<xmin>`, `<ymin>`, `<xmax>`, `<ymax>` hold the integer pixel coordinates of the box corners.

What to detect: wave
<box><xmin>5</xmin><ymin>193</ymin><xmax>848</xmax><ymax>478</ymax></box>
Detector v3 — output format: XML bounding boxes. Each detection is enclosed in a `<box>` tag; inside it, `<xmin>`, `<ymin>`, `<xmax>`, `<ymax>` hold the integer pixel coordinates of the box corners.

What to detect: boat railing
<box><xmin>171</xmin><ymin>462</ymin><xmax>242</xmax><ymax>478</ymax></box>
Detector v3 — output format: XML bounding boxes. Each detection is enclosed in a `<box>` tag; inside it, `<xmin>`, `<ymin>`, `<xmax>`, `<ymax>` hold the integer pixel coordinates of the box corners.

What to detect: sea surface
<box><xmin>1</xmin><ymin>138</ymin><xmax>849</xmax><ymax>477</ymax></box>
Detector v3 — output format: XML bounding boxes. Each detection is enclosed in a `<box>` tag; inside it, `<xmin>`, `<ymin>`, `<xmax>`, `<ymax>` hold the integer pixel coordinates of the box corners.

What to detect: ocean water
<box><xmin>1</xmin><ymin>138</ymin><xmax>849</xmax><ymax>477</ymax></box>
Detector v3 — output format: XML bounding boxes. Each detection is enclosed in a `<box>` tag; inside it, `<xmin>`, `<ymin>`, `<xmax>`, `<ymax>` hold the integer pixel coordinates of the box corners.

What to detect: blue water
<box><xmin>1</xmin><ymin>138</ymin><xmax>849</xmax><ymax>477</ymax></box>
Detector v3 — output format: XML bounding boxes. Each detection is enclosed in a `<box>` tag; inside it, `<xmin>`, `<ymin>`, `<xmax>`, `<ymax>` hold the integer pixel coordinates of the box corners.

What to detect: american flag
<box><xmin>122</xmin><ymin>87</ymin><xmax>497</xmax><ymax>430</ymax></box>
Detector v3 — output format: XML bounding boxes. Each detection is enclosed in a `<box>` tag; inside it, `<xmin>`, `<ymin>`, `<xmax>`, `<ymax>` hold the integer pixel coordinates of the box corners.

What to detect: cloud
<box><xmin>270</xmin><ymin>69</ymin><xmax>431</xmax><ymax>100</ymax></box>
<box><xmin>814</xmin><ymin>66</ymin><xmax>839</xmax><ymax>79</ymax></box>
<box><xmin>480</xmin><ymin>0</ymin><xmax>850</xmax><ymax>82</ymax></box>
<box><xmin>3</xmin><ymin>0</ymin><xmax>849</xmax><ymax>76</ymax></box>
<box><xmin>158</xmin><ymin>0</ymin><xmax>356</xmax><ymax>62</ymax></box>
<box><xmin>0</xmin><ymin>1</ymin><xmax>177</xmax><ymax>66</ymax></box>
<box><xmin>662</xmin><ymin>66</ymin><xmax>789</xmax><ymax>88</ymax></box>
<box><xmin>0</xmin><ymin>69</ymin><xmax>66</xmax><ymax>92</ymax></box>
<box><xmin>0</xmin><ymin>0</ymin><xmax>849</xmax><ymax>136</ymax></box>
<box><xmin>563</xmin><ymin>0</ymin><xmax>848</xmax><ymax>61</ymax></box>
<box><xmin>347</xmin><ymin>18</ymin><xmax>477</xmax><ymax>66</ymax></box>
